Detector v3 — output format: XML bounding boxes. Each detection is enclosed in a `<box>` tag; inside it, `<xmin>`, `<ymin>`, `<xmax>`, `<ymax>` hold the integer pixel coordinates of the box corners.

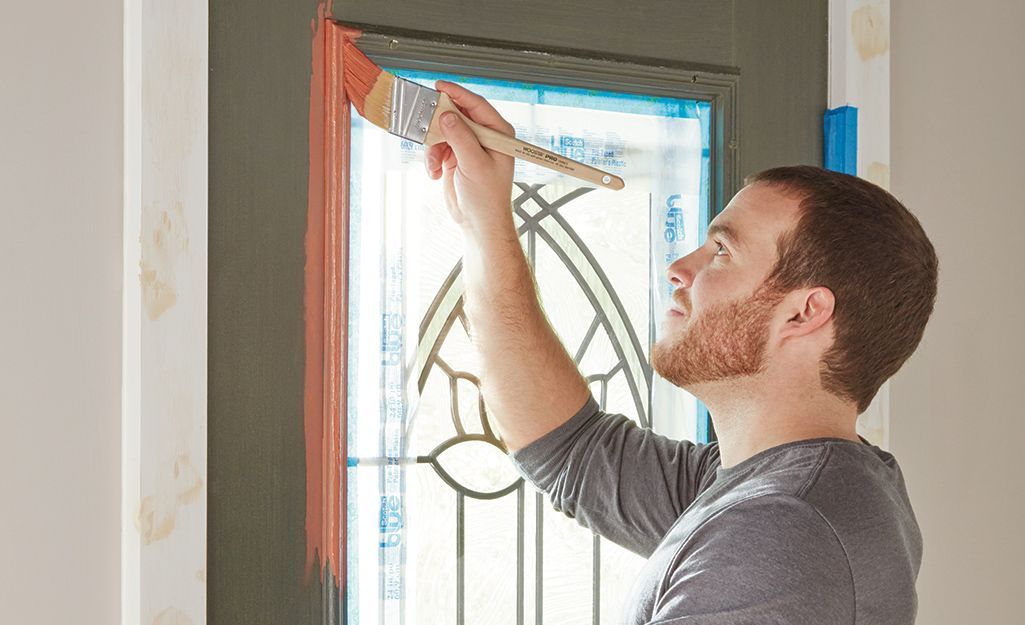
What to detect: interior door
<box><xmin>208</xmin><ymin>2</ymin><xmax>826</xmax><ymax>624</ymax></box>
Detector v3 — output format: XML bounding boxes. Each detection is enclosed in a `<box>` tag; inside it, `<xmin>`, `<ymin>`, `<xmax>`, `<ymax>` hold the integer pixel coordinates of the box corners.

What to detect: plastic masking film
<box><xmin>346</xmin><ymin>71</ymin><xmax>708</xmax><ymax>625</ymax></box>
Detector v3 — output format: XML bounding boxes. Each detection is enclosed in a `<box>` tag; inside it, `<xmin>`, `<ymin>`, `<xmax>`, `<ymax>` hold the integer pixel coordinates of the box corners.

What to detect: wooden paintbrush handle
<box><xmin>473</xmin><ymin>124</ymin><xmax>626</xmax><ymax>191</ymax></box>
<box><xmin>424</xmin><ymin>93</ymin><xmax>626</xmax><ymax>191</ymax></box>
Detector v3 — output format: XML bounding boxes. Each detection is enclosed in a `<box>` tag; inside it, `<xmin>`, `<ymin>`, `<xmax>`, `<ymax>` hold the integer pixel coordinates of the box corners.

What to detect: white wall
<box><xmin>0</xmin><ymin>1</ymin><xmax>123</xmax><ymax>624</ymax></box>
<box><xmin>890</xmin><ymin>1</ymin><xmax>1025</xmax><ymax>622</ymax></box>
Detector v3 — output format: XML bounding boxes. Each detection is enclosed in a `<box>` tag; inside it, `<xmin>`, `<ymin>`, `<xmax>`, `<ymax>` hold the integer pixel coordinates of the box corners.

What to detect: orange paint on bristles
<box><xmin>341</xmin><ymin>37</ymin><xmax>381</xmax><ymax>116</ymax></box>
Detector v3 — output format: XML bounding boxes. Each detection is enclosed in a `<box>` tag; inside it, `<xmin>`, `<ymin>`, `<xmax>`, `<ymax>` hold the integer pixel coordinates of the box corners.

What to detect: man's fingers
<box><xmin>436</xmin><ymin>81</ymin><xmax>515</xmax><ymax>136</ymax></box>
<box><xmin>424</xmin><ymin>143</ymin><xmax>446</xmax><ymax>166</ymax></box>
<box><xmin>425</xmin><ymin>83</ymin><xmax>515</xmax><ymax>182</ymax></box>
<box><xmin>438</xmin><ymin>112</ymin><xmax>489</xmax><ymax>174</ymax></box>
<box><xmin>424</xmin><ymin>143</ymin><xmax>449</xmax><ymax>179</ymax></box>
<box><xmin>442</xmin><ymin>146</ymin><xmax>458</xmax><ymax>171</ymax></box>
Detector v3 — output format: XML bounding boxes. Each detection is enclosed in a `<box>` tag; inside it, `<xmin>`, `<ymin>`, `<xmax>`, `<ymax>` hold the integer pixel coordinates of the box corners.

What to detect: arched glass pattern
<box><xmin>346</xmin><ymin>70</ymin><xmax>709</xmax><ymax>625</ymax></box>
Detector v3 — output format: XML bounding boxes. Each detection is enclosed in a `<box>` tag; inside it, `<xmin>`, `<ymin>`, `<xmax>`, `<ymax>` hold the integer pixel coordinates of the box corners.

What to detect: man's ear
<box><xmin>779</xmin><ymin>286</ymin><xmax>835</xmax><ymax>340</ymax></box>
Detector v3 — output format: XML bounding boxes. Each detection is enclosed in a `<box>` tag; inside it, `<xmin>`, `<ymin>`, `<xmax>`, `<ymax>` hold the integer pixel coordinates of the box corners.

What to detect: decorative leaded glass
<box><xmin>347</xmin><ymin>71</ymin><xmax>709</xmax><ymax>625</ymax></box>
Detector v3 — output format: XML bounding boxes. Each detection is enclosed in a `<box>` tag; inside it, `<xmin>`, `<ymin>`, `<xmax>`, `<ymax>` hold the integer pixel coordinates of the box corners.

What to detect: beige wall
<box><xmin>0</xmin><ymin>1</ymin><xmax>122</xmax><ymax>624</ymax></box>
<box><xmin>891</xmin><ymin>1</ymin><xmax>1025</xmax><ymax>622</ymax></box>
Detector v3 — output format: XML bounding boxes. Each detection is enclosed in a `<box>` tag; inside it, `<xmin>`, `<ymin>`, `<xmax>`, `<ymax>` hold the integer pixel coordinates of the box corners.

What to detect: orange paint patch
<box><xmin>304</xmin><ymin>1</ymin><xmax>327</xmax><ymax>583</ymax></box>
<box><xmin>304</xmin><ymin>3</ymin><xmax>357</xmax><ymax>585</ymax></box>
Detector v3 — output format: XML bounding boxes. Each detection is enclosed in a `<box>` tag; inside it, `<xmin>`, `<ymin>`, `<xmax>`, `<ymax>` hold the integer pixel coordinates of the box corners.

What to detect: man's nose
<box><xmin>666</xmin><ymin>251</ymin><xmax>698</xmax><ymax>288</ymax></box>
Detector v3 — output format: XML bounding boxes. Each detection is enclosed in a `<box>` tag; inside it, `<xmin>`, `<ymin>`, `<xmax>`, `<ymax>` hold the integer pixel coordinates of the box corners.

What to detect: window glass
<box><xmin>347</xmin><ymin>69</ymin><xmax>710</xmax><ymax>625</ymax></box>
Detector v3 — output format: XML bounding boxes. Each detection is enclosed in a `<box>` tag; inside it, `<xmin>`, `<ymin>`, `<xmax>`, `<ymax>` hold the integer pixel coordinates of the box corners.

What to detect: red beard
<box><xmin>651</xmin><ymin>286</ymin><xmax>782</xmax><ymax>388</ymax></box>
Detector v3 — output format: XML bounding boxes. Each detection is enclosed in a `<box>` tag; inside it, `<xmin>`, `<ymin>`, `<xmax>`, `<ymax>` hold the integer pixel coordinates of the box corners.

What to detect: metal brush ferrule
<box><xmin>389</xmin><ymin>78</ymin><xmax>439</xmax><ymax>145</ymax></box>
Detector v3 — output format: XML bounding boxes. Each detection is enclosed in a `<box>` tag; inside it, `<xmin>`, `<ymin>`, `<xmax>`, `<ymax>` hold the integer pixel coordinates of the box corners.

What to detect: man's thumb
<box><xmin>439</xmin><ymin>112</ymin><xmax>487</xmax><ymax>172</ymax></box>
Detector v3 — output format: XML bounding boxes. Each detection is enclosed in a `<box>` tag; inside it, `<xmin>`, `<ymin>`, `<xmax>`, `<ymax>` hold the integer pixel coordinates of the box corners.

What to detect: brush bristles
<box><xmin>360</xmin><ymin>73</ymin><xmax>393</xmax><ymax>130</ymax></box>
<box><xmin>342</xmin><ymin>37</ymin><xmax>393</xmax><ymax>130</ymax></box>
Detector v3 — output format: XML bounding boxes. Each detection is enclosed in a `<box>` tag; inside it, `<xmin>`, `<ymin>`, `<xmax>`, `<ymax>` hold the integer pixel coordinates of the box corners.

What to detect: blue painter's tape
<box><xmin>823</xmin><ymin>105</ymin><xmax>858</xmax><ymax>175</ymax></box>
<box><xmin>696</xmin><ymin>401</ymin><xmax>712</xmax><ymax>444</ymax></box>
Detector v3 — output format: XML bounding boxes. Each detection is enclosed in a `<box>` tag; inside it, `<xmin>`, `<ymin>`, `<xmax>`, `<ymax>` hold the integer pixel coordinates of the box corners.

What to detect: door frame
<box><xmin>349</xmin><ymin>26</ymin><xmax>739</xmax><ymax>222</ymax></box>
<box><xmin>305</xmin><ymin>22</ymin><xmax>739</xmax><ymax>619</ymax></box>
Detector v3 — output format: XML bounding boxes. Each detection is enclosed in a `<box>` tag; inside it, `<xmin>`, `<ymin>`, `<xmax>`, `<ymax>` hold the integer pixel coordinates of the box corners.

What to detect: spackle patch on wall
<box><xmin>140</xmin><ymin>202</ymin><xmax>189</xmax><ymax>319</ymax></box>
<box><xmin>851</xmin><ymin>3</ymin><xmax>889</xmax><ymax>61</ymax></box>
<box><xmin>867</xmin><ymin>161</ymin><xmax>890</xmax><ymax>190</ymax></box>
<box><xmin>140</xmin><ymin>264</ymin><xmax>177</xmax><ymax>320</ymax></box>
<box><xmin>152</xmin><ymin>607</ymin><xmax>195</xmax><ymax>625</ymax></box>
<box><xmin>135</xmin><ymin>453</ymin><xmax>203</xmax><ymax>545</ymax></box>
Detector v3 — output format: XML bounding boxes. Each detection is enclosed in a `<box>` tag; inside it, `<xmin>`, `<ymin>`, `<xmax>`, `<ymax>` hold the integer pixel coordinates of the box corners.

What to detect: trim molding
<box><xmin>350</xmin><ymin>28</ymin><xmax>739</xmax><ymax>219</ymax></box>
<box><xmin>303</xmin><ymin>13</ymin><xmax>354</xmax><ymax>621</ymax></box>
<box><xmin>122</xmin><ymin>1</ymin><xmax>208</xmax><ymax>624</ymax></box>
<box><xmin>829</xmin><ymin>0</ymin><xmax>892</xmax><ymax>447</ymax></box>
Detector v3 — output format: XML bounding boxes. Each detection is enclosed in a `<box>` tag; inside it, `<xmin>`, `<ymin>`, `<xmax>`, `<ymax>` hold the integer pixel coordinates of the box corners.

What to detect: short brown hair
<box><xmin>747</xmin><ymin>165</ymin><xmax>938</xmax><ymax>413</ymax></box>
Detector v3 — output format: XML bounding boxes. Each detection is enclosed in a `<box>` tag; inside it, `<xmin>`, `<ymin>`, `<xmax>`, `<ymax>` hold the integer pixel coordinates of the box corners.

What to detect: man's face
<box><xmin>651</xmin><ymin>184</ymin><xmax>802</xmax><ymax>389</ymax></box>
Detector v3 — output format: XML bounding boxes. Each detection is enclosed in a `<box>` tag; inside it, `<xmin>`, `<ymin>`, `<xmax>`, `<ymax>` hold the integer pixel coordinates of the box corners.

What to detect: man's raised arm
<box><xmin>423</xmin><ymin>80</ymin><xmax>590</xmax><ymax>452</ymax></box>
<box><xmin>423</xmin><ymin>82</ymin><xmax>719</xmax><ymax>558</ymax></box>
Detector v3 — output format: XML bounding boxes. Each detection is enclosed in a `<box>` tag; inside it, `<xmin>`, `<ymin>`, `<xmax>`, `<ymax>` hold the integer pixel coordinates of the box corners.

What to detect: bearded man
<box><xmin>424</xmin><ymin>80</ymin><xmax>937</xmax><ymax>625</ymax></box>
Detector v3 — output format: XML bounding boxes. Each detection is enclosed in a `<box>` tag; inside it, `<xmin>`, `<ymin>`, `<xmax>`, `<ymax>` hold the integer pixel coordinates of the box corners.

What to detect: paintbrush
<box><xmin>341</xmin><ymin>38</ymin><xmax>626</xmax><ymax>191</ymax></box>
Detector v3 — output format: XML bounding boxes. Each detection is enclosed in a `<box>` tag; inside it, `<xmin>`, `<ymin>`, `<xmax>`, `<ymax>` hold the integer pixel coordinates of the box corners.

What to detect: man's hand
<box><xmin>424</xmin><ymin>81</ymin><xmax>516</xmax><ymax>237</ymax></box>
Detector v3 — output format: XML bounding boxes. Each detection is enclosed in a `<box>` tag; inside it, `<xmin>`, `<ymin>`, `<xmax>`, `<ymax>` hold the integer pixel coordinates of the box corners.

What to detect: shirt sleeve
<box><xmin>507</xmin><ymin>394</ymin><xmax>720</xmax><ymax>558</ymax></box>
<box><xmin>647</xmin><ymin>494</ymin><xmax>855</xmax><ymax>625</ymax></box>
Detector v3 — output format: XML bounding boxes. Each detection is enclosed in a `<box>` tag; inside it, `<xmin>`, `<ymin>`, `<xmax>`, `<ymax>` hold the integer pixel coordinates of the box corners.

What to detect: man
<box><xmin>424</xmin><ymin>80</ymin><xmax>937</xmax><ymax>625</ymax></box>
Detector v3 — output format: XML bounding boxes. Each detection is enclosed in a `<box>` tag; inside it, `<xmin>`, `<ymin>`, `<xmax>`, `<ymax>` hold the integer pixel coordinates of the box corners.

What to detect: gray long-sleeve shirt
<box><xmin>508</xmin><ymin>396</ymin><xmax>922</xmax><ymax>624</ymax></box>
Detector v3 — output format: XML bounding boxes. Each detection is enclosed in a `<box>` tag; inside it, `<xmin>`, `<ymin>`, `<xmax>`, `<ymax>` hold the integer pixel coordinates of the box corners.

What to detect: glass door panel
<box><xmin>346</xmin><ymin>70</ymin><xmax>710</xmax><ymax>625</ymax></box>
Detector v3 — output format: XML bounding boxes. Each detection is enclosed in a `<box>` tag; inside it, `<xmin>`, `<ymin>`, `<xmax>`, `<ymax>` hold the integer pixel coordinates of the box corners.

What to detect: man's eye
<box><xmin>714</xmin><ymin>241</ymin><xmax>728</xmax><ymax>257</ymax></box>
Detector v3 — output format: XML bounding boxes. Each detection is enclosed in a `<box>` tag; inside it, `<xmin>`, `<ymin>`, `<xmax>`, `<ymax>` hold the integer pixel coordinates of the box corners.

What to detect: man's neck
<box><xmin>698</xmin><ymin>378</ymin><xmax>861</xmax><ymax>469</ymax></box>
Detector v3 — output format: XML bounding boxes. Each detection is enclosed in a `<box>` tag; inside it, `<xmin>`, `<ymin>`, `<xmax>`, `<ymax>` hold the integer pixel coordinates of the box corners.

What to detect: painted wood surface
<box><xmin>331</xmin><ymin>0</ymin><xmax>734</xmax><ymax>69</ymax></box>
<box><xmin>123</xmin><ymin>1</ymin><xmax>207</xmax><ymax>624</ymax></box>
<box><xmin>830</xmin><ymin>0</ymin><xmax>892</xmax><ymax>447</ymax></box>
<box><xmin>209</xmin><ymin>0</ymin><xmax>332</xmax><ymax>623</ymax></box>
<box><xmin>830</xmin><ymin>0</ymin><xmax>891</xmax><ymax>188</ymax></box>
<box><xmin>208</xmin><ymin>2</ymin><xmax>827</xmax><ymax>623</ymax></box>
<box><xmin>734</xmin><ymin>0</ymin><xmax>829</xmax><ymax>178</ymax></box>
<box><xmin>303</xmin><ymin>8</ymin><xmax>354</xmax><ymax>598</ymax></box>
